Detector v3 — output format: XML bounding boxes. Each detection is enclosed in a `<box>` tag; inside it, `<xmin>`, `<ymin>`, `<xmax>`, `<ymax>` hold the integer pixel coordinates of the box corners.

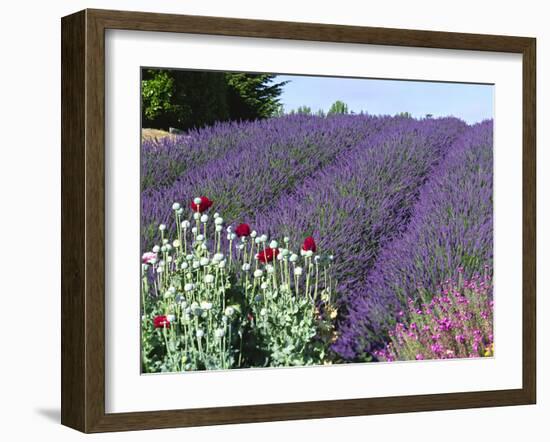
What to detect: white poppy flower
<box><xmin>204</xmin><ymin>274</ymin><xmax>214</xmax><ymax>284</ymax></box>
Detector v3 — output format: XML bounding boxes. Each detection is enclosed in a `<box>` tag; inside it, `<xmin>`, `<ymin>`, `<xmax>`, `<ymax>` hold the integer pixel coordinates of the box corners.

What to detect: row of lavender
<box><xmin>142</xmin><ymin>114</ymin><xmax>397</xmax><ymax>251</ymax></box>
<box><xmin>141</xmin><ymin>114</ymin><xmax>492</xmax><ymax>361</ymax></box>
<box><xmin>251</xmin><ymin>117</ymin><xmax>467</xmax><ymax>302</ymax></box>
<box><xmin>333</xmin><ymin>120</ymin><xmax>493</xmax><ymax>359</ymax></box>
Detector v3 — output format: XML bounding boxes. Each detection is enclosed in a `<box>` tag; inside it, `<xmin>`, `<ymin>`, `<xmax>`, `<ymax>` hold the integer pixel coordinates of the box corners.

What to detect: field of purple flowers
<box><xmin>141</xmin><ymin>114</ymin><xmax>493</xmax><ymax>370</ymax></box>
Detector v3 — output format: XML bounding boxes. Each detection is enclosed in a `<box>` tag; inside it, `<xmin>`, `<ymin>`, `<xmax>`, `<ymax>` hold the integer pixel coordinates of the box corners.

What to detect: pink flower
<box><xmin>142</xmin><ymin>252</ymin><xmax>157</xmax><ymax>264</ymax></box>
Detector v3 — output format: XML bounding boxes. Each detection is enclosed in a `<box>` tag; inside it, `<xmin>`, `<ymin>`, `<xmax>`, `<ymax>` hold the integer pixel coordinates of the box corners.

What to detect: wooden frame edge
<box><xmin>61</xmin><ymin>9</ymin><xmax>87</xmax><ymax>432</ymax></box>
<box><xmin>61</xmin><ymin>8</ymin><xmax>537</xmax><ymax>433</ymax></box>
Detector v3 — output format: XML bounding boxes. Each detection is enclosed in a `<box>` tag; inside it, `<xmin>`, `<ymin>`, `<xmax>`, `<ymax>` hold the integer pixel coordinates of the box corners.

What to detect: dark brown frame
<box><xmin>61</xmin><ymin>8</ymin><xmax>536</xmax><ymax>433</ymax></box>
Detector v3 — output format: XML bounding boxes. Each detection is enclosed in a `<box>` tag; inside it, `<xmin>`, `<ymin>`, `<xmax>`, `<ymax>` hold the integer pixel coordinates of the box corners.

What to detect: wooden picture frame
<box><xmin>61</xmin><ymin>8</ymin><xmax>536</xmax><ymax>433</ymax></box>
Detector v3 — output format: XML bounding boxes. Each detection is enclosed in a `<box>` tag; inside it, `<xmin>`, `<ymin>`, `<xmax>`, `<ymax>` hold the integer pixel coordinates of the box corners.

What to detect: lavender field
<box><xmin>140</xmin><ymin>113</ymin><xmax>494</xmax><ymax>372</ymax></box>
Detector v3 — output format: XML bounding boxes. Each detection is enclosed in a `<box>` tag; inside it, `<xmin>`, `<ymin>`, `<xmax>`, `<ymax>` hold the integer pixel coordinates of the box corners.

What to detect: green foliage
<box><xmin>142</xmin><ymin>69</ymin><xmax>229</xmax><ymax>130</ymax></box>
<box><xmin>225</xmin><ymin>73</ymin><xmax>288</xmax><ymax>121</ymax></box>
<box><xmin>141</xmin><ymin>70</ymin><xmax>288</xmax><ymax>131</ymax></box>
<box><xmin>289</xmin><ymin>105</ymin><xmax>312</xmax><ymax>115</ymax></box>
<box><xmin>141</xmin><ymin>71</ymin><xmax>181</xmax><ymax>123</ymax></box>
<box><xmin>328</xmin><ymin>100</ymin><xmax>349</xmax><ymax>115</ymax></box>
<box><xmin>273</xmin><ymin>103</ymin><xmax>285</xmax><ymax>117</ymax></box>
<box><xmin>141</xmin><ymin>208</ymin><xmax>338</xmax><ymax>372</ymax></box>
<box><xmin>397</xmin><ymin>111</ymin><xmax>412</xmax><ymax>118</ymax></box>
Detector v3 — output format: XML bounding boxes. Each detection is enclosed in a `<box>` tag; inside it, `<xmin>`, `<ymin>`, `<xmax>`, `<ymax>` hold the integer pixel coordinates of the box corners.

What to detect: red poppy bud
<box><xmin>190</xmin><ymin>196</ymin><xmax>213</xmax><ymax>213</ymax></box>
<box><xmin>302</xmin><ymin>236</ymin><xmax>317</xmax><ymax>253</ymax></box>
<box><xmin>153</xmin><ymin>315</ymin><xmax>171</xmax><ymax>329</ymax></box>
<box><xmin>235</xmin><ymin>223</ymin><xmax>251</xmax><ymax>237</ymax></box>
<box><xmin>257</xmin><ymin>247</ymin><xmax>279</xmax><ymax>263</ymax></box>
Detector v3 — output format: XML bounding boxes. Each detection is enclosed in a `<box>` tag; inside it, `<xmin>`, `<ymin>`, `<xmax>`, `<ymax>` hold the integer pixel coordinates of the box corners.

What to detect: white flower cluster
<box><xmin>141</xmin><ymin>200</ymin><xmax>337</xmax><ymax>372</ymax></box>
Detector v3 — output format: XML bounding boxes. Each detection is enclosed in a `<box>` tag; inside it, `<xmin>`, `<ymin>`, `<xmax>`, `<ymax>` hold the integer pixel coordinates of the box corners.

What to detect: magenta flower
<box><xmin>142</xmin><ymin>252</ymin><xmax>157</xmax><ymax>264</ymax></box>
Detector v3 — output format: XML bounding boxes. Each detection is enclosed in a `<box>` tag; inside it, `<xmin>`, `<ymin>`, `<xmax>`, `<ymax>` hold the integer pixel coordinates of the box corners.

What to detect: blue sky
<box><xmin>273</xmin><ymin>74</ymin><xmax>493</xmax><ymax>124</ymax></box>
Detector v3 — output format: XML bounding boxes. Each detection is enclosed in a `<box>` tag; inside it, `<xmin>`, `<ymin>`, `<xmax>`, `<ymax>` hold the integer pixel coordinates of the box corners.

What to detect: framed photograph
<box><xmin>61</xmin><ymin>9</ymin><xmax>536</xmax><ymax>433</ymax></box>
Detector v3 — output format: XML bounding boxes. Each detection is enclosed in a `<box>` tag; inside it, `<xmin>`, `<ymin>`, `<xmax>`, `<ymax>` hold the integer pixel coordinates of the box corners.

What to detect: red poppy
<box><xmin>235</xmin><ymin>223</ymin><xmax>251</xmax><ymax>237</ymax></box>
<box><xmin>302</xmin><ymin>236</ymin><xmax>317</xmax><ymax>253</ymax></box>
<box><xmin>190</xmin><ymin>196</ymin><xmax>213</xmax><ymax>213</ymax></box>
<box><xmin>257</xmin><ymin>247</ymin><xmax>279</xmax><ymax>263</ymax></box>
<box><xmin>154</xmin><ymin>315</ymin><xmax>171</xmax><ymax>329</ymax></box>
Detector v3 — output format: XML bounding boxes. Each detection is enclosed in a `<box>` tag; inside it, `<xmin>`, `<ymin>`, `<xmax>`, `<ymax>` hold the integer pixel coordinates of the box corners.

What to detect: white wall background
<box><xmin>0</xmin><ymin>0</ymin><xmax>546</xmax><ymax>440</ymax></box>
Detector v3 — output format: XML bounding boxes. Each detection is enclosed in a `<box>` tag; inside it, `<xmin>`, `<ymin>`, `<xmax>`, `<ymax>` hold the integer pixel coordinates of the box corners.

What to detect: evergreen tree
<box><xmin>225</xmin><ymin>73</ymin><xmax>288</xmax><ymax>121</ymax></box>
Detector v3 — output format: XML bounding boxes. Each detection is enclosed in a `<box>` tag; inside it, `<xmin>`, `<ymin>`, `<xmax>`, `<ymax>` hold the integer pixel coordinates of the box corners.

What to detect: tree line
<box><xmin>141</xmin><ymin>70</ymin><xmax>357</xmax><ymax>131</ymax></box>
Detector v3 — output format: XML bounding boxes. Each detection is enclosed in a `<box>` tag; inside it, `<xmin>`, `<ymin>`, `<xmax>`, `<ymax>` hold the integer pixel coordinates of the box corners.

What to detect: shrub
<box><xmin>374</xmin><ymin>271</ymin><xmax>493</xmax><ymax>361</ymax></box>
